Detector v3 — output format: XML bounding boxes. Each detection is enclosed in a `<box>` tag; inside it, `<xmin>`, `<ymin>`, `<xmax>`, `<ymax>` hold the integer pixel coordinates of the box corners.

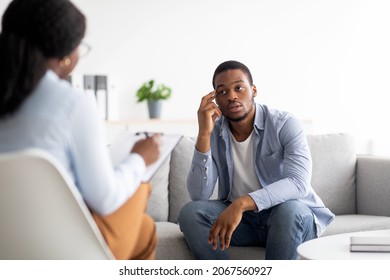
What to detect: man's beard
<box><xmin>228</xmin><ymin>111</ymin><xmax>250</xmax><ymax>122</ymax></box>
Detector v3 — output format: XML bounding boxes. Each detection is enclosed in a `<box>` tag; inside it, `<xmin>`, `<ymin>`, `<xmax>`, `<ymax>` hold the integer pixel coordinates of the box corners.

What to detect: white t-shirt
<box><xmin>228</xmin><ymin>130</ymin><xmax>262</xmax><ymax>201</ymax></box>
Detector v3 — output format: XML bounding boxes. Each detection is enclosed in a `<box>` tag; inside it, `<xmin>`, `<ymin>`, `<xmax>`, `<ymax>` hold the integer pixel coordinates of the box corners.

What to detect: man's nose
<box><xmin>227</xmin><ymin>90</ymin><xmax>238</xmax><ymax>102</ymax></box>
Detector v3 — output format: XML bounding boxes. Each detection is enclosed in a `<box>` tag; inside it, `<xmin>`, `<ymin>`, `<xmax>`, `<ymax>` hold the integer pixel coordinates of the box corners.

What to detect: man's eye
<box><xmin>218</xmin><ymin>90</ymin><xmax>227</xmax><ymax>95</ymax></box>
<box><xmin>236</xmin><ymin>86</ymin><xmax>244</xmax><ymax>91</ymax></box>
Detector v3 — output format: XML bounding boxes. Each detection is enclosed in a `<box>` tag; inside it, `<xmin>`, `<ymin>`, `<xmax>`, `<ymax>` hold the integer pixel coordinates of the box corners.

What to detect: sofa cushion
<box><xmin>168</xmin><ymin>137</ymin><xmax>196</xmax><ymax>223</ymax></box>
<box><xmin>322</xmin><ymin>215</ymin><xmax>390</xmax><ymax>236</ymax></box>
<box><xmin>168</xmin><ymin>137</ymin><xmax>219</xmax><ymax>223</ymax></box>
<box><xmin>307</xmin><ymin>133</ymin><xmax>356</xmax><ymax>215</ymax></box>
<box><xmin>155</xmin><ymin>222</ymin><xmax>193</xmax><ymax>259</ymax></box>
<box><xmin>356</xmin><ymin>156</ymin><xmax>390</xmax><ymax>216</ymax></box>
<box><xmin>147</xmin><ymin>154</ymin><xmax>170</xmax><ymax>221</ymax></box>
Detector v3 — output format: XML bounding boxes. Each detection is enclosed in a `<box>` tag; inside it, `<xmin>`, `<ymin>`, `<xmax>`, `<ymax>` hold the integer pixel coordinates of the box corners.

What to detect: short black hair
<box><xmin>212</xmin><ymin>60</ymin><xmax>253</xmax><ymax>89</ymax></box>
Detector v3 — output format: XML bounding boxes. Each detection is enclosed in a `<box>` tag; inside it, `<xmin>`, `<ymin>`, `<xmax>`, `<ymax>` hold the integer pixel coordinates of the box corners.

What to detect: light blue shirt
<box><xmin>0</xmin><ymin>70</ymin><xmax>146</xmax><ymax>215</ymax></box>
<box><xmin>187</xmin><ymin>104</ymin><xmax>335</xmax><ymax>235</ymax></box>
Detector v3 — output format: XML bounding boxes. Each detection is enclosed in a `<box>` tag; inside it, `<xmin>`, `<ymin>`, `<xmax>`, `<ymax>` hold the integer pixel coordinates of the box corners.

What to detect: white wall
<box><xmin>1</xmin><ymin>0</ymin><xmax>390</xmax><ymax>155</ymax></box>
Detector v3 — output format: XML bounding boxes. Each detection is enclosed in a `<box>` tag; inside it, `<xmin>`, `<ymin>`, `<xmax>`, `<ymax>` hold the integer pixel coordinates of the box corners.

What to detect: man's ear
<box><xmin>252</xmin><ymin>85</ymin><xmax>258</xmax><ymax>97</ymax></box>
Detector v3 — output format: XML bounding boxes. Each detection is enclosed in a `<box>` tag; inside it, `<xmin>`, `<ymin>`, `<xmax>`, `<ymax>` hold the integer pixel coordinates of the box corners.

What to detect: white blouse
<box><xmin>0</xmin><ymin>70</ymin><xmax>146</xmax><ymax>215</ymax></box>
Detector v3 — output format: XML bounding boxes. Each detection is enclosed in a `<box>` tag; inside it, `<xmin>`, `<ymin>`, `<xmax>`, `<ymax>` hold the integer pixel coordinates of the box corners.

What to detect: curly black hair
<box><xmin>0</xmin><ymin>0</ymin><xmax>86</xmax><ymax>118</ymax></box>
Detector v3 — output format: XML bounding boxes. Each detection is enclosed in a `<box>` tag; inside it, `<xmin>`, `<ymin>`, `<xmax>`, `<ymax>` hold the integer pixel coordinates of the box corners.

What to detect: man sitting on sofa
<box><xmin>178</xmin><ymin>60</ymin><xmax>334</xmax><ymax>260</ymax></box>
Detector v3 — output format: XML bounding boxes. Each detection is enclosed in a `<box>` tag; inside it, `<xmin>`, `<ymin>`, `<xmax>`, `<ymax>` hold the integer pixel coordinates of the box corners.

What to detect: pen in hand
<box><xmin>135</xmin><ymin>131</ymin><xmax>150</xmax><ymax>138</ymax></box>
<box><xmin>135</xmin><ymin>131</ymin><xmax>164</xmax><ymax>138</ymax></box>
<box><xmin>132</xmin><ymin>134</ymin><xmax>161</xmax><ymax>166</ymax></box>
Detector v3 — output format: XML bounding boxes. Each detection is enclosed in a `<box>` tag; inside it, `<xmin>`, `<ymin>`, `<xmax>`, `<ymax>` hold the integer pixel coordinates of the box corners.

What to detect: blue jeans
<box><xmin>178</xmin><ymin>199</ymin><xmax>316</xmax><ymax>260</ymax></box>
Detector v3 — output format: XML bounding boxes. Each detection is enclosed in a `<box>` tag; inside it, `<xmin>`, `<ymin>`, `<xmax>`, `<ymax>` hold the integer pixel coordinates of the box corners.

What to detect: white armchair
<box><xmin>0</xmin><ymin>149</ymin><xmax>113</xmax><ymax>260</ymax></box>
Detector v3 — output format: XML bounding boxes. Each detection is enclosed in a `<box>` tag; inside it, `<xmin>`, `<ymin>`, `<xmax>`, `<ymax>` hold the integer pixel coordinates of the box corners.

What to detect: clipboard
<box><xmin>108</xmin><ymin>130</ymin><xmax>182</xmax><ymax>182</ymax></box>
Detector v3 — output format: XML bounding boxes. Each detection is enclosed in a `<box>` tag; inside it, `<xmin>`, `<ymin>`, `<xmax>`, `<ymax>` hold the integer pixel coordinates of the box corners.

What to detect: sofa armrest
<box><xmin>356</xmin><ymin>155</ymin><xmax>390</xmax><ymax>216</ymax></box>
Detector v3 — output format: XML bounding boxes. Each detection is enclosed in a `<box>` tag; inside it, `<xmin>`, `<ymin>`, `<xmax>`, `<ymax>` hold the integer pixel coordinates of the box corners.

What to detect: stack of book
<box><xmin>350</xmin><ymin>236</ymin><xmax>390</xmax><ymax>252</ymax></box>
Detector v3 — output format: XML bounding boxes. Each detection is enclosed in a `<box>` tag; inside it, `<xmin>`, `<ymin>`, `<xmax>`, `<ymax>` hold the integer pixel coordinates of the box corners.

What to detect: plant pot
<box><xmin>147</xmin><ymin>100</ymin><xmax>162</xmax><ymax>119</ymax></box>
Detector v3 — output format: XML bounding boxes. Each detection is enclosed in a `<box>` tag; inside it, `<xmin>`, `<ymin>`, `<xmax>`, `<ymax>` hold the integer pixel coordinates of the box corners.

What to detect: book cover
<box><xmin>350</xmin><ymin>236</ymin><xmax>390</xmax><ymax>252</ymax></box>
<box><xmin>108</xmin><ymin>130</ymin><xmax>182</xmax><ymax>182</ymax></box>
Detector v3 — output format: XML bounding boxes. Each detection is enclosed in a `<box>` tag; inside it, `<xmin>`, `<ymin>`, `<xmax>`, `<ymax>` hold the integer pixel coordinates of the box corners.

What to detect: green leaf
<box><xmin>136</xmin><ymin>79</ymin><xmax>172</xmax><ymax>102</ymax></box>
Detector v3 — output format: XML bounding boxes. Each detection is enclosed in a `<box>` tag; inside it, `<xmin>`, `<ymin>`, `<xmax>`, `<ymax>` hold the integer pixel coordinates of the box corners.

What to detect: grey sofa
<box><xmin>146</xmin><ymin>133</ymin><xmax>390</xmax><ymax>259</ymax></box>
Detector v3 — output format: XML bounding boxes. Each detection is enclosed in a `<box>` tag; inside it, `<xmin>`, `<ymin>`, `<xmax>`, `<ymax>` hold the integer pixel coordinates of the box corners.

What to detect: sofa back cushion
<box><xmin>168</xmin><ymin>137</ymin><xmax>196</xmax><ymax>223</ymax></box>
<box><xmin>146</xmin><ymin>154</ymin><xmax>170</xmax><ymax>221</ymax></box>
<box><xmin>356</xmin><ymin>155</ymin><xmax>390</xmax><ymax>216</ymax></box>
<box><xmin>307</xmin><ymin>133</ymin><xmax>357</xmax><ymax>215</ymax></box>
<box><xmin>168</xmin><ymin>137</ymin><xmax>220</xmax><ymax>223</ymax></box>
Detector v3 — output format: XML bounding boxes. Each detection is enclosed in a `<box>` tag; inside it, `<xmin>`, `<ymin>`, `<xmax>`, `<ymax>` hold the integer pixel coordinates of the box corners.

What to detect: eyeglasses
<box><xmin>79</xmin><ymin>42</ymin><xmax>91</xmax><ymax>58</ymax></box>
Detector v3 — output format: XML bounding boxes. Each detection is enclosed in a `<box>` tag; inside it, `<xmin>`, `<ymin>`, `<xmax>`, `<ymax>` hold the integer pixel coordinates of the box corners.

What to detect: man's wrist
<box><xmin>234</xmin><ymin>195</ymin><xmax>257</xmax><ymax>212</ymax></box>
<box><xmin>196</xmin><ymin>133</ymin><xmax>211</xmax><ymax>153</ymax></box>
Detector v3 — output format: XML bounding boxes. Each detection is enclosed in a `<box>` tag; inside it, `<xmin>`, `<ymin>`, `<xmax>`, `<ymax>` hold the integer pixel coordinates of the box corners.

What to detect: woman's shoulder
<box><xmin>32</xmin><ymin>70</ymin><xmax>97</xmax><ymax>121</ymax></box>
<box><xmin>43</xmin><ymin>71</ymin><xmax>88</xmax><ymax>100</ymax></box>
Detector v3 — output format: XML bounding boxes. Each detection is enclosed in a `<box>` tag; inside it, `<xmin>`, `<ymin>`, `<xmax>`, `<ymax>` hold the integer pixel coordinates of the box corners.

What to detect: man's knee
<box><xmin>272</xmin><ymin>200</ymin><xmax>310</xmax><ymax>217</ymax></box>
<box><xmin>178</xmin><ymin>200</ymin><xmax>224</xmax><ymax>232</ymax></box>
<box><xmin>179</xmin><ymin>201</ymin><xmax>198</xmax><ymax>221</ymax></box>
<box><xmin>269</xmin><ymin>200</ymin><xmax>314</xmax><ymax>229</ymax></box>
<box><xmin>178</xmin><ymin>201</ymin><xmax>202</xmax><ymax>231</ymax></box>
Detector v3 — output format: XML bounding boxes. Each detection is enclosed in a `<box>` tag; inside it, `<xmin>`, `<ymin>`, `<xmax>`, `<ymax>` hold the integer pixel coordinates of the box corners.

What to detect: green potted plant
<box><xmin>136</xmin><ymin>79</ymin><xmax>172</xmax><ymax>119</ymax></box>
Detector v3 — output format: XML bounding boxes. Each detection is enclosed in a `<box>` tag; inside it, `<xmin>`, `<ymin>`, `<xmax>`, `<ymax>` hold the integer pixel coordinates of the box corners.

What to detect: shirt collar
<box><xmin>253</xmin><ymin>103</ymin><xmax>265</xmax><ymax>131</ymax></box>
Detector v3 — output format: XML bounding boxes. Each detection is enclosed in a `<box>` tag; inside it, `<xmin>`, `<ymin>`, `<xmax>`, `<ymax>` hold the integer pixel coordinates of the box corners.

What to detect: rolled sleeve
<box><xmin>192</xmin><ymin>149</ymin><xmax>212</xmax><ymax>167</ymax></box>
<box><xmin>186</xmin><ymin>149</ymin><xmax>216</xmax><ymax>200</ymax></box>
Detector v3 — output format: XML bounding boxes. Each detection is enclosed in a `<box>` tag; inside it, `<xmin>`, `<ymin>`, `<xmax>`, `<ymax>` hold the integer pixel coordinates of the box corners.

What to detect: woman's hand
<box><xmin>131</xmin><ymin>134</ymin><xmax>161</xmax><ymax>166</ymax></box>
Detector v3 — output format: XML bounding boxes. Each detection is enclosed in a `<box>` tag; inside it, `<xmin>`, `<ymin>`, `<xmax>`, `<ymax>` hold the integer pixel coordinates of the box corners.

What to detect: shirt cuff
<box><xmin>192</xmin><ymin>149</ymin><xmax>212</xmax><ymax>166</ymax></box>
<box><xmin>248</xmin><ymin>191</ymin><xmax>265</xmax><ymax>213</ymax></box>
<box><xmin>122</xmin><ymin>153</ymin><xmax>146</xmax><ymax>177</ymax></box>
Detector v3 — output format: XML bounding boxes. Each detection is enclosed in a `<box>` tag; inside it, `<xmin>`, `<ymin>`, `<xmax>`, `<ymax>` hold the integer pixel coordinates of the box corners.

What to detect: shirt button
<box><xmin>204</xmin><ymin>177</ymin><xmax>207</xmax><ymax>180</ymax></box>
<box><xmin>203</xmin><ymin>159</ymin><xmax>207</xmax><ymax>162</ymax></box>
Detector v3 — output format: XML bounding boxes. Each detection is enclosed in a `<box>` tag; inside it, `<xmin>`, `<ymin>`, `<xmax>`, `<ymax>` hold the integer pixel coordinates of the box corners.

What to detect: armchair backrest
<box><xmin>0</xmin><ymin>149</ymin><xmax>113</xmax><ymax>259</ymax></box>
